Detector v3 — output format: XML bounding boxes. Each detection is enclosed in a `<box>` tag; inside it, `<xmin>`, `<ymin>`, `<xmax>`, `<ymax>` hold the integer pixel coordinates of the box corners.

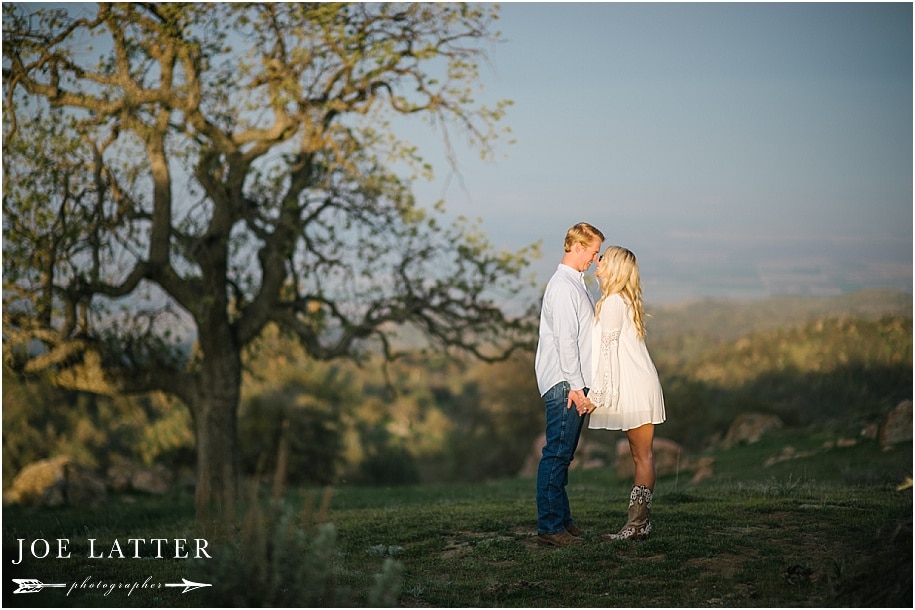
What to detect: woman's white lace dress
<box><xmin>588</xmin><ymin>293</ymin><xmax>666</xmax><ymax>431</ymax></box>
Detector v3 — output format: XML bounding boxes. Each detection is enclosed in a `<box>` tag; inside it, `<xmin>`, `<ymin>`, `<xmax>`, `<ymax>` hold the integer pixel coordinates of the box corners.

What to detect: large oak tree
<box><xmin>2</xmin><ymin>3</ymin><xmax>538</xmax><ymax>522</ymax></box>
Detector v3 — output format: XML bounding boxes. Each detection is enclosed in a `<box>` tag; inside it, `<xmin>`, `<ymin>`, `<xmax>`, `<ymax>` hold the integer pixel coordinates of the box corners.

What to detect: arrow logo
<box><xmin>12</xmin><ymin>579</ymin><xmax>67</xmax><ymax>594</ymax></box>
<box><xmin>164</xmin><ymin>578</ymin><xmax>212</xmax><ymax>594</ymax></box>
<box><xmin>13</xmin><ymin>577</ymin><xmax>211</xmax><ymax>595</ymax></box>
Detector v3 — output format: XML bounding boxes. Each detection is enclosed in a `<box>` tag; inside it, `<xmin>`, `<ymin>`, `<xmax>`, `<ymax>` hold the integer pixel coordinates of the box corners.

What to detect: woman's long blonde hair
<box><xmin>594</xmin><ymin>246</ymin><xmax>647</xmax><ymax>338</ymax></box>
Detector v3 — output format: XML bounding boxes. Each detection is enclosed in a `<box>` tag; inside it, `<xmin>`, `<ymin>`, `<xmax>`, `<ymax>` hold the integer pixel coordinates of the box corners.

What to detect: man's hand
<box><xmin>567</xmin><ymin>388</ymin><xmax>595</xmax><ymax>415</ymax></box>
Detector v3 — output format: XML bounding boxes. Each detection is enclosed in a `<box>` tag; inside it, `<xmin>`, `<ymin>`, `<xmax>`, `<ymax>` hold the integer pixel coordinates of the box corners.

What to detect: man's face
<box><xmin>574</xmin><ymin>238</ymin><xmax>602</xmax><ymax>272</ymax></box>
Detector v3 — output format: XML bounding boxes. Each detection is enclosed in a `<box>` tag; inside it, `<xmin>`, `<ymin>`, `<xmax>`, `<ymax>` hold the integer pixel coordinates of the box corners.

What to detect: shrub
<box><xmin>352</xmin><ymin>443</ymin><xmax>420</xmax><ymax>486</ymax></box>
<box><xmin>238</xmin><ymin>389</ymin><xmax>344</xmax><ymax>485</ymax></box>
<box><xmin>191</xmin><ymin>492</ymin><xmax>403</xmax><ymax>607</ymax></box>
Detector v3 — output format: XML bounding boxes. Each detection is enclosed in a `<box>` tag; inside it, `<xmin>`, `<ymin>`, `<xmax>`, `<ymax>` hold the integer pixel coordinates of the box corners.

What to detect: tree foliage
<box><xmin>2</xmin><ymin>2</ymin><xmax>538</xmax><ymax>521</ymax></box>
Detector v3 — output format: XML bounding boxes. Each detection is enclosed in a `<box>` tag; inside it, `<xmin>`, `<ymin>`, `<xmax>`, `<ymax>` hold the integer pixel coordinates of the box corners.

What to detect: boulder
<box><xmin>615</xmin><ymin>437</ymin><xmax>686</xmax><ymax>480</ymax></box>
<box><xmin>721</xmin><ymin>412</ymin><xmax>783</xmax><ymax>448</ymax></box>
<box><xmin>859</xmin><ymin>423</ymin><xmax>879</xmax><ymax>440</ymax></box>
<box><xmin>521</xmin><ymin>432</ymin><xmax>714</xmax><ymax>484</ymax></box>
<box><xmin>518</xmin><ymin>432</ymin><xmax>615</xmax><ymax>477</ymax></box>
<box><xmin>106</xmin><ymin>456</ymin><xmax>136</xmax><ymax>492</ymax></box>
<box><xmin>106</xmin><ymin>457</ymin><xmax>174</xmax><ymax>495</ymax></box>
<box><xmin>4</xmin><ymin>456</ymin><xmax>107</xmax><ymax>508</ymax></box>
<box><xmin>65</xmin><ymin>466</ymin><xmax>109</xmax><ymax>507</ymax></box>
<box><xmin>3</xmin><ymin>456</ymin><xmax>70</xmax><ymax>507</ymax></box>
<box><xmin>130</xmin><ymin>464</ymin><xmax>173</xmax><ymax>495</ymax></box>
<box><xmin>879</xmin><ymin>400</ymin><xmax>913</xmax><ymax>445</ymax></box>
<box><xmin>518</xmin><ymin>433</ymin><xmax>545</xmax><ymax>478</ymax></box>
<box><xmin>690</xmin><ymin>456</ymin><xmax>715</xmax><ymax>484</ymax></box>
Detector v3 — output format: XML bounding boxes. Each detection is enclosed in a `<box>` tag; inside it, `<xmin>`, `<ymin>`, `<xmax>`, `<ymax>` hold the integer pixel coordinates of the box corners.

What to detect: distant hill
<box><xmin>647</xmin><ymin>289</ymin><xmax>912</xmax><ymax>342</ymax></box>
<box><xmin>646</xmin><ymin>295</ymin><xmax>912</xmax><ymax>448</ymax></box>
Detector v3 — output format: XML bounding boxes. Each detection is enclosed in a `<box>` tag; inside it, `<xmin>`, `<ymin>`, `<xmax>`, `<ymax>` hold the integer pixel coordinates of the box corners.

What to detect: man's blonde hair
<box><xmin>563</xmin><ymin>222</ymin><xmax>605</xmax><ymax>252</ymax></box>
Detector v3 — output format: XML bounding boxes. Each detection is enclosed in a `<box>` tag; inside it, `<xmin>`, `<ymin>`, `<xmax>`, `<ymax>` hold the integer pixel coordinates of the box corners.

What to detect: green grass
<box><xmin>3</xmin><ymin>435</ymin><xmax>911</xmax><ymax>607</ymax></box>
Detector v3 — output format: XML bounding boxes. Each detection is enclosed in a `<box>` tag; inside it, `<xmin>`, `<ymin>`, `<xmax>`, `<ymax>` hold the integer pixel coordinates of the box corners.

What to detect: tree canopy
<box><xmin>3</xmin><ymin>2</ymin><xmax>539</xmax><ymax>521</ymax></box>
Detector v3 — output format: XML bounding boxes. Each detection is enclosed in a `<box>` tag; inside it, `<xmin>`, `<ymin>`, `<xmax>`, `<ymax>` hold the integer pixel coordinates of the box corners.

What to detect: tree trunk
<box><xmin>192</xmin><ymin>347</ymin><xmax>242</xmax><ymax>529</ymax></box>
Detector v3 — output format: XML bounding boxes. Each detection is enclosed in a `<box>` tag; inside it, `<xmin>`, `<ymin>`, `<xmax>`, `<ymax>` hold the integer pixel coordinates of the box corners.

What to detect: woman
<box><xmin>588</xmin><ymin>246</ymin><xmax>666</xmax><ymax>541</ymax></box>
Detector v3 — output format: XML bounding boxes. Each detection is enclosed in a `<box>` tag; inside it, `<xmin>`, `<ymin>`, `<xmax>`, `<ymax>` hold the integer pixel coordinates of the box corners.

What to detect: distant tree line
<box><xmin>4</xmin><ymin>314</ymin><xmax>910</xmax><ymax>489</ymax></box>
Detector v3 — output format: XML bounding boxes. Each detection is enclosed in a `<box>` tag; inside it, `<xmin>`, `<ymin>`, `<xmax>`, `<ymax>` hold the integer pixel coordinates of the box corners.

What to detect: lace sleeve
<box><xmin>590</xmin><ymin>329</ymin><xmax>620</xmax><ymax>412</ymax></box>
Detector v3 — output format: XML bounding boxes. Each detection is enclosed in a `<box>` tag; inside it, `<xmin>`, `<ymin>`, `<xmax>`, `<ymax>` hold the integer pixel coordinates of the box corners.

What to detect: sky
<box><xmin>9</xmin><ymin>2</ymin><xmax>912</xmax><ymax>309</ymax></box>
<box><xmin>405</xmin><ymin>2</ymin><xmax>913</xmax><ymax>306</ymax></box>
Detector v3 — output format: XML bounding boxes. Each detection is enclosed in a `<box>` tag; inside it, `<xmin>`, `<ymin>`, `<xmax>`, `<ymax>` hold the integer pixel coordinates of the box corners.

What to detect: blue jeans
<box><xmin>536</xmin><ymin>381</ymin><xmax>585</xmax><ymax>535</ymax></box>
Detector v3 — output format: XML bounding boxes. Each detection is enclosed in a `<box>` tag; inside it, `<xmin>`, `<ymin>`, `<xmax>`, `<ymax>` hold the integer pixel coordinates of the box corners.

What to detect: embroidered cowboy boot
<box><xmin>601</xmin><ymin>485</ymin><xmax>652</xmax><ymax>541</ymax></box>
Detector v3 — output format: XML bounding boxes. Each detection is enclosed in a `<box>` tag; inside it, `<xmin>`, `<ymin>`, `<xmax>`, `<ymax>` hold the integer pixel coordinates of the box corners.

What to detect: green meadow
<box><xmin>3</xmin><ymin>427</ymin><xmax>911</xmax><ymax>608</ymax></box>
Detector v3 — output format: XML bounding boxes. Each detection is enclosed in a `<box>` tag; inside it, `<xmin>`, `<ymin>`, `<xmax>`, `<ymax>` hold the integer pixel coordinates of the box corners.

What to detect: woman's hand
<box><xmin>577</xmin><ymin>398</ymin><xmax>596</xmax><ymax>416</ymax></box>
<box><xmin>568</xmin><ymin>388</ymin><xmax>595</xmax><ymax>415</ymax></box>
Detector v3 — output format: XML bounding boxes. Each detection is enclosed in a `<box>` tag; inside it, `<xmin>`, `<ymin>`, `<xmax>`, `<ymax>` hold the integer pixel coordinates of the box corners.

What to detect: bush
<box><xmin>238</xmin><ymin>389</ymin><xmax>344</xmax><ymax>485</ymax></box>
<box><xmin>2</xmin><ymin>366</ymin><xmax>195</xmax><ymax>486</ymax></box>
<box><xmin>352</xmin><ymin>443</ymin><xmax>420</xmax><ymax>486</ymax></box>
<box><xmin>828</xmin><ymin>502</ymin><xmax>913</xmax><ymax>607</ymax></box>
<box><xmin>191</xmin><ymin>492</ymin><xmax>403</xmax><ymax>607</ymax></box>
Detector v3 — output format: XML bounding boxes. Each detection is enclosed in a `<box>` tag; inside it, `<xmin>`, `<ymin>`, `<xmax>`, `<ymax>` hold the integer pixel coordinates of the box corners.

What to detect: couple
<box><xmin>534</xmin><ymin>222</ymin><xmax>666</xmax><ymax>547</ymax></box>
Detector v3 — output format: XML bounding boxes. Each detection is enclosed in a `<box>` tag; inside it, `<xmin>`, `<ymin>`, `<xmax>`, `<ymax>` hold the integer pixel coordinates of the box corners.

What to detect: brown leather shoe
<box><xmin>537</xmin><ymin>530</ymin><xmax>584</xmax><ymax>547</ymax></box>
<box><xmin>565</xmin><ymin>524</ymin><xmax>583</xmax><ymax>537</ymax></box>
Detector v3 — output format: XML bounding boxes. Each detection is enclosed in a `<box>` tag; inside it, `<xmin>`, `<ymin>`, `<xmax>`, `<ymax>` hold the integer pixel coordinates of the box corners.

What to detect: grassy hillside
<box><xmin>3</xmin><ymin>426</ymin><xmax>911</xmax><ymax>607</ymax></box>
<box><xmin>652</xmin><ymin>314</ymin><xmax>912</xmax><ymax>448</ymax></box>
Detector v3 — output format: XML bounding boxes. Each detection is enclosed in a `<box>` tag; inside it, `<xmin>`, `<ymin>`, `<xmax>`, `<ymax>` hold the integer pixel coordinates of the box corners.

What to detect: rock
<box><xmin>613</xmin><ymin>437</ymin><xmax>715</xmax><ymax>483</ymax></box>
<box><xmin>690</xmin><ymin>457</ymin><xmax>715</xmax><ymax>484</ymax></box>
<box><xmin>518</xmin><ymin>432</ymin><xmax>616</xmax><ymax>477</ymax></box>
<box><xmin>654</xmin><ymin>437</ymin><xmax>687</xmax><ymax>476</ymax></box>
<box><xmin>521</xmin><ymin>428</ymin><xmax>715</xmax><ymax>485</ymax></box>
<box><xmin>130</xmin><ymin>464</ymin><xmax>173</xmax><ymax>495</ymax></box>
<box><xmin>879</xmin><ymin>400</ymin><xmax>913</xmax><ymax>445</ymax></box>
<box><xmin>3</xmin><ymin>456</ymin><xmax>107</xmax><ymax>507</ymax></box>
<box><xmin>521</xmin><ymin>432</ymin><xmax>714</xmax><ymax>484</ymax></box>
<box><xmin>764</xmin><ymin>445</ymin><xmax>817</xmax><ymax>467</ymax></box>
<box><xmin>615</xmin><ymin>437</ymin><xmax>686</xmax><ymax>480</ymax></box>
<box><xmin>3</xmin><ymin>456</ymin><xmax>70</xmax><ymax>506</ymax></box>
<box><xmin>518</xmin><ymin>433</ymin><xmax>546</xmax><ymax>478</ymax></box>
<box><xmin>106</xmin><ymin>457</ymin><xmax>174</xmax><ymax>495</ymax></box>
<box><xmin>721</xmin><ymin>412</ymin><xmax>784</xmax><ymax>448</ymax></box>
<box><xmin>106</xmin><ymin>456</ymin><xmax>135</xmax><ymax>492</ymax></box>
<box><xmin>65</xmin><ymin>467</ymin><xmax>108</xmax><ymax>507</ymax></box>
<box><xmin>860</xmin><ymin>423</ymin><xmax>879</xmax><ymax>440</ymax></box>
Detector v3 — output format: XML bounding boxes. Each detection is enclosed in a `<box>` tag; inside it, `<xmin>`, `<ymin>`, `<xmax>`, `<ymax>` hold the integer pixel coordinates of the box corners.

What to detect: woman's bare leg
<box><xmin>626</xmin><ymin>423</ymin><xmax>656</xmax><ymax>489</ymax></box>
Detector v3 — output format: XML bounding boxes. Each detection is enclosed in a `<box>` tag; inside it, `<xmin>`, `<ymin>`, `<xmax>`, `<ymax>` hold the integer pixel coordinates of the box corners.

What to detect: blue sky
<box><xmin>407</xmin><ymin>2</ymin><xmax>913</xmax><ymax>305</ymax></box>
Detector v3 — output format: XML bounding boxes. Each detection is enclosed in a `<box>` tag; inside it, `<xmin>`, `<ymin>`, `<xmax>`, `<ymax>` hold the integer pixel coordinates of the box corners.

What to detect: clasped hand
<box><xmin>567</xmin><ymin>389</ymin><xmax>595</xmax><ymax>416</ymax></box>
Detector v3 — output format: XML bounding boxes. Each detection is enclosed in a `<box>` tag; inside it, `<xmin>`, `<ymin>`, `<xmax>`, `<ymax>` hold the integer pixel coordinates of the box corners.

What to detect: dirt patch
<box><xmin>440</xmin><ymin>530</ymin><xmax>523</xmax><ymax>558</ymax></box>
<box><xmin>684</xmin><ymin>552</ymin><xmax>749</xmax><ymax>580</ymax></box>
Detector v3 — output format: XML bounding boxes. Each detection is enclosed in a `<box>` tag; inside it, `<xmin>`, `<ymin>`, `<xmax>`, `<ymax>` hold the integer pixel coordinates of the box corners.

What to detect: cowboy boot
<box><xmin>601</xmin><ymin>485</ymin><xmax>653</xmax><ymax>541</ymax></box>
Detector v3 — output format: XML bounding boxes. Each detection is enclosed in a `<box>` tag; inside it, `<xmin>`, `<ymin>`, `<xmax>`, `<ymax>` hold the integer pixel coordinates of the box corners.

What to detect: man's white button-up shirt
<box><xmin>534</xmin><ymin>263</ymin><xmax>596</xmax><ymax>396</ymax></box>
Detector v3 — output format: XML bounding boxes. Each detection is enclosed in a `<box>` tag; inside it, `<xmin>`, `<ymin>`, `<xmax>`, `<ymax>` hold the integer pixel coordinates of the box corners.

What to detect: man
<box><xmin>534</xmin><ymin>222</ymin><xmax>605</xmax><ymax>546</ymax></box>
